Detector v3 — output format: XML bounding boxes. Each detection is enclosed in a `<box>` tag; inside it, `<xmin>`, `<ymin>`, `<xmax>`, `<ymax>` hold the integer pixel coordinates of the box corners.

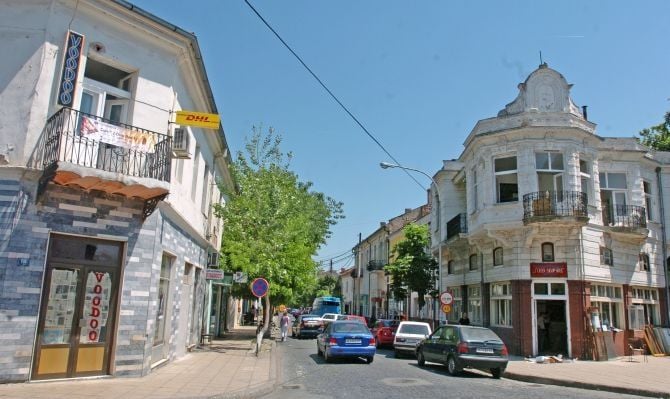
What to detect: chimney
<box><xmin>405</xmin><ymin>208</ymin><xmax>412</xmax><ymax>214</ymax></box>
<box><xmin>380</xmin><ymin>221</ymin><xmax>387</xmax><ymax>228</ymax></box>
<box><xmin>582</xmin><ymin>105</ymin><xmax>588</xmax><ymax>121</ymax></box>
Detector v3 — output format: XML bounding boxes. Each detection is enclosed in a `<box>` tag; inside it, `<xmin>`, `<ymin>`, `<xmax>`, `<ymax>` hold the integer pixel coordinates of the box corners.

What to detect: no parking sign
<box><xmin>250</xmin><ymin>278</ymin><xmax>269</xmax><ymax>298</ymax></box>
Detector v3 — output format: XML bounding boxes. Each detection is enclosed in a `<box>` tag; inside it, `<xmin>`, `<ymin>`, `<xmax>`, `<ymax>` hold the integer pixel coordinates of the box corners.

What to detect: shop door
<box><xmin>32</xmin><ymin>236</ymin><xmax>121</xmax><ymax>380</ymax></box>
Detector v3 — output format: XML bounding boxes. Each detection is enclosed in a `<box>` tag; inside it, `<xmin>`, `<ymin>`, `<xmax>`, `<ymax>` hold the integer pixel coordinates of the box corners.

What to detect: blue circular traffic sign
<box><xmin>250</xmin><ymin>278</ymin><xmax>269</xmax><ymax>298</ymax></box>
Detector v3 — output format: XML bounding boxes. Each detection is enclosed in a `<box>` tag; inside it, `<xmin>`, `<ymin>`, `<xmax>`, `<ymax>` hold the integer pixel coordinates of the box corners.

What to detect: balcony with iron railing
<box><xmin>446</xmin><ymin>213</ymin><xmax>467</xmax><ymax>240</ymax></box>
<box><xmin>602</xmin><ymin>204</ymin><xmax>647</xmax><ymax>234</ymax></box>
<box><xmin>367</xmin><ymin>259</ymin><xmax>387</xmax><ymax>271</ymax></box>
<box><xmin>37</xmin><ymin>107</ymin><xmax>172</xmax><ymax>217</ymax></box>
<box><xmin>523</xmin><ymin>191</ymin><xmax>588</xmax><ymax>224</ymax></box>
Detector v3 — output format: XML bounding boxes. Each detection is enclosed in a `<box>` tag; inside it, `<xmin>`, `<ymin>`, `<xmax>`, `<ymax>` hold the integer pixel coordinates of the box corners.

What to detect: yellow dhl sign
<box><xmin>175</xmin><ymin>110</ymin><xmax>220</xmax><ymax>129</ymax></box>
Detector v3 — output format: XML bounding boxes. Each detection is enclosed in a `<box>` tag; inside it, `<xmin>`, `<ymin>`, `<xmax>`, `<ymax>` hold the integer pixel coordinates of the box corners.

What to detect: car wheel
<box><xmin>417</xmin><ymin>350</ymin><xmax>425</xmax><ymax>367</ymax></box>
<box><xmin>491</xmin><ymin>367</ymin><xmax>503</xmax><ymax>379</ymax></box>
<box><xmin>366</xmin><ymin>356</ymin><xmax>374</xmax><ymax>364</ymax></box>
<box><xmin>446</xmin><ymin>355</ymin><xmax>460</xmax><ymax>376</ymax></box>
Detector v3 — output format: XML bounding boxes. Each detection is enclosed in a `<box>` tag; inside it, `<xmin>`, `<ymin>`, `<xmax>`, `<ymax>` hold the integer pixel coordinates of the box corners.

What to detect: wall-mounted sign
<box><xmin>233</xmin><ymin>271</ymin><xmax>248</xmax><ymax>283</ymax></box>
<box><xmin>530</xmin><ymin>262</ymin><xmax>567</xmax><ymax>278</ymax></box>
<box><xmin>175</xmin><ymin>110</ymin><xmax>220</xmax><ymax>129</ymax></box>
<box><xmin>206</xmin><ymin>269</ymin><xmax>224</xmax><ymax>280</ymax></box>
<box><xmin>57</xmin><ymin>30</ymin><xmax>85</xmax><ymax>107</ymax></box>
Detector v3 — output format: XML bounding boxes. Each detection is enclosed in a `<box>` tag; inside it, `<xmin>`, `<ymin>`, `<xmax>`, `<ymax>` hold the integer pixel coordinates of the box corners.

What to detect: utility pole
<box><xmin>357</xmin><ymin>233</ymin><xmax>362</xmax><ymax>316</ymax></box>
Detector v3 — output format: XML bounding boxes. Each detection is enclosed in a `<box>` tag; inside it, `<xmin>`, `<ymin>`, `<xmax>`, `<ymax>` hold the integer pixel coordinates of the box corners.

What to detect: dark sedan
<box><xmin>416</xmin><ymin>324</ymin><xmax>508</xmax><ymax>378</ymax></box>
<box><xmin>292</xmin><ymin>314</ymin><xmax>323</xmax><ymax>339</ymax></box>
<box><xmin>316</xmin><ymin>320</ymin><xmax>376</xmax><ymax>364</ymax></box>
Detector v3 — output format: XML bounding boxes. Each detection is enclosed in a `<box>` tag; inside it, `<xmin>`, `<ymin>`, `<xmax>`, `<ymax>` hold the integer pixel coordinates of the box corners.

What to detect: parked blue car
<box><xmin>316</xmin><ymin>320</ymin><xmax>376</xmax><ymax>364</ymax></box>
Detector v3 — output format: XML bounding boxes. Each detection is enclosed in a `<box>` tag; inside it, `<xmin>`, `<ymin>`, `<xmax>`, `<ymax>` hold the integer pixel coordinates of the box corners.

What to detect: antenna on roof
<box><xmin>539</xmin><ymin>51</ymin><xmax>543</xmax><ymax>66</ymax></box>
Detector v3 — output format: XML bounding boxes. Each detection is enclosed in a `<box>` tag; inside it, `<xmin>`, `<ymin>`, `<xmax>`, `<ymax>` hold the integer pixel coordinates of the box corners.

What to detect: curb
<box><xmin>504</xmin><ymin>371</ymin><xmax>670</xmax><ymax>399</ymax></box>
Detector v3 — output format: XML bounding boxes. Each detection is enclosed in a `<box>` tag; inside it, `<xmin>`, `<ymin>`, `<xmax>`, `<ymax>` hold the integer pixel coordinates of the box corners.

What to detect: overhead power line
<box><xmin>243</xmin><ymin>0</ymin><xmax>426</xmax><ymax>191</ymax></box>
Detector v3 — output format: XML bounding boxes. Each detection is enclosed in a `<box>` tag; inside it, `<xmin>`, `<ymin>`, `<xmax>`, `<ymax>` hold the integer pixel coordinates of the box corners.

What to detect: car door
<box><xmin>437</xmin><ymin>326</ymin><xmax>458</xmax><ymax>363</ymax></box>
<box><xmin>422</xmin><ymin>326</ymin><xmax>445</xmax><ymax>362</ymax></box>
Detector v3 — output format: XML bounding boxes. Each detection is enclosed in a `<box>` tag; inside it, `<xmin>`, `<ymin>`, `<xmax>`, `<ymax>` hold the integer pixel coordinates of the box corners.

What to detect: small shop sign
<box><xmin>530</xmin><ymin>262</ymin><xmax>567</xmax><ymax>278</ymax></box>
<box><xmin>206</xmin><ymin>269</ymin><xmax>224</xmax><ymax>280</ymax></box>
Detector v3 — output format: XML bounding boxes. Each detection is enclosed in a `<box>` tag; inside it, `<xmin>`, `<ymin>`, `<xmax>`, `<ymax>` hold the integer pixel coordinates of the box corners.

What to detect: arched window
<box><xmin>469</xmin><ymin>254</ymin><xmax>478</xmax><ymax>271</ymax></box>
<box><xmin>639</xmin><ymin>253</ymin><xmax>650</xmax><ymax>271</ymax></box>
<box><xmin>541</xmin><ymin>242</ymin><xmax>554</xmax><ymax>262</ymax></box>
<box><xmin>493</xmin><ymin>247</ymin><xmax>504</xmax><ymax>266</ymax></box>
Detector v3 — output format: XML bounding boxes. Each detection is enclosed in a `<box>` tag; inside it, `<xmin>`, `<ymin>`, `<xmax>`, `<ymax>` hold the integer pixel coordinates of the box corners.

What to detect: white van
<box><xmin>393</xmin><ymin>321</ymin><xmax>432</xmax><ymax>357</ymax></box>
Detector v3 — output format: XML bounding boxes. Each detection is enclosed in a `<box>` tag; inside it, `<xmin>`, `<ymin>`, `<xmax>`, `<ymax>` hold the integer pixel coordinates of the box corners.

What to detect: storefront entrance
<box><xmin>32</xmin><ymin>235</ymin><xmax>122</xmax><ymax>380</ymax></box>
<box><xmin>532</xmin><ymin>280</ymin><xmax>570</xmax><ymax>356</ymax></box>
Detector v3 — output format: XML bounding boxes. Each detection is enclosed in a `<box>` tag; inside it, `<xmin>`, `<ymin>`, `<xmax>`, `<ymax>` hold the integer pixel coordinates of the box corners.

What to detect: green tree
<box><xmin>385</xmin><ymin>223</ymin><xmax>437</xmax><ymax>312</ymax></box>
<box><xmin>638</xmin><ymin>111</ymin><xmax>670</xmax><ymax>150</ymax></box>
<box><xmin>215</xmin><ymin>127</ymin><xmax>343</xmax><ymax>350</ymax></box>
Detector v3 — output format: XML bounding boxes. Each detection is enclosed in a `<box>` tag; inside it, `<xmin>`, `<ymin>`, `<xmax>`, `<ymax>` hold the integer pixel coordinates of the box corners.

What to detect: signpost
<box><xmin>440</xmin><ymin>291</ymin><xmax>453</xmax><ymax>315</ymax></box>
<box><xmin>250</xmin><ymin>277</ymin><xmax>269</xmax><ymax>298</ymax></box>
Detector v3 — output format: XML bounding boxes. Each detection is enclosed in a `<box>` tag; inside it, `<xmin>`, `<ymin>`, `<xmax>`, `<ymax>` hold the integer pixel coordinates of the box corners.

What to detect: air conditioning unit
<box><xmin>207</xmin><ymin>252</ymin><xmax>219</xmax><ymax>268</ymax></box>
<box><xmin>172</xmin><ymin>127</ymin><xmax>191</xmax><ymax>159</ymax></box>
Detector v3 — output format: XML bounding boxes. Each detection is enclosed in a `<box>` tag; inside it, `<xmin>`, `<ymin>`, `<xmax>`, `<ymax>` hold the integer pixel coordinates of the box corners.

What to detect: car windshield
<box><xmin>461</xmin><ymin>327</ymin><xmax>501</xmax><ymax>342</ymax></box>
<box><xmin>381</xmin><ymin>320</ymin><xmax>399</xmax><ymax>328</ymax></box>
<box><xmin>332</xmin><ymin>323</ymin><xmax>369</xmax><ymax>333</ymax></box>
<box><xmin>398</xmin><ymin>324</ymin><xmax>429</xmax><ymax>335</ymax></box>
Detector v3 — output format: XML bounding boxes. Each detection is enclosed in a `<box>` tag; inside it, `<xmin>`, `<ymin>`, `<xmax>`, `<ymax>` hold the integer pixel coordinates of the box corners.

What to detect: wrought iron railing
<box><xmin>446</xmin><ymin>213</ymin><xmax>467</xmax><ymax>240</ymax></box>
<box><xmin>602</xmin><ymin>204</ymin><xmax>647</xmax><ymax>229</ymax></box>
<box><xmin>523</xmin><ymin>191</ymin><xmax>588</xmax><ymax>221</ymax></box>
<box><xmin>40</xmin><ymin>107</ymin><xmax>171</xmax><ymax>182</ymax></box>
<box><xmin>367</xmin><ymin>259</ymin><xmax>387</xmax><ymax>271</ymax></box>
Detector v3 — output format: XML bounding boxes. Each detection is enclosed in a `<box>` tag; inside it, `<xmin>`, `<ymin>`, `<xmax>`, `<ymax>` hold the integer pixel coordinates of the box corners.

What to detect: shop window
<box><xmin>541</xmin><ymin>242</ymin><xmax>554</xmax><ymax>262</ymax></box>
<box><xmin>495</xmin><ymin>156</ymin><xmax>518</xmax><ymax>203</ymax></box>
<box><xmin>600</xmin><ymin>247</ymin><xmax>613</xmax><ymax>266</ymax></box>
<box><xmin>550</xmin><ymin>283</ymin><xmax>565</xmax><ymax>296</ymax></box>
<box><xmin>591</xmin><ymin>284</ymin><xmax>623</xmax><ymax>330</ymax></box>
<box><xmin>447</xmin><ymin>287</ymin><xmax>462</xmax><ymax>323</ymax></box>
<box><xmin>467</xmin><ymin>286</ymin><xmax>481</xmax><ymax>325</ymax></box>
<box><xmin>493</xmin><ymin>247</ymin><xmax>503</xmax><ymax>266</ymax></box>
<box><xmin>534</xmin><ymin>283</ymin><xmax>548</xmax><ymax>295</ymax></box>
<box><xmin>154</xmin><ymin>254</ymin><xmax>174</xmax><ymax>345</ymax></box>
<box><xmin>490</xmin><ymin>282</ymin><xmax>512</xmax><ymax>327</ymax></box>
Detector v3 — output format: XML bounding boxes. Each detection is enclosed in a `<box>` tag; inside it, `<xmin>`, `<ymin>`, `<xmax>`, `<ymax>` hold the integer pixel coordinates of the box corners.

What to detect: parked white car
<box><xmin>320</xmin><ymin>313</ymin><xmax>341</xmax><ymax>325</ymax></box>
<box><xmin>393</xmin><ymin>321</ymin><xmax>432</xmax><ymax>358</ymax></box>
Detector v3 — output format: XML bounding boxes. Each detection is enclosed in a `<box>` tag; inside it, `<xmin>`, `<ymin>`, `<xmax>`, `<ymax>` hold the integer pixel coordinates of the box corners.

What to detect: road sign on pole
<box><xmin>439</xmin><ymin>291</ymin><xmax>453</xmax><ymax>305</ymax></box>
<box><xmin>441</xmin><ymin>304</ymin><xmax>452</xmax><ymax>314</ymax></box>
<box><xmin>250</xmin><ymin>278</ymin><xmax>269</xmax><ymax>298</ymax></box>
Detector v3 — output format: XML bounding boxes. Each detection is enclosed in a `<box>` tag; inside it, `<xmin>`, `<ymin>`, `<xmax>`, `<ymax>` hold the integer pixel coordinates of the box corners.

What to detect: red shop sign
<box><xmin>530</xmin><ymin>262</ymin><xmax>567</xmax><ymax>278</ymax></box>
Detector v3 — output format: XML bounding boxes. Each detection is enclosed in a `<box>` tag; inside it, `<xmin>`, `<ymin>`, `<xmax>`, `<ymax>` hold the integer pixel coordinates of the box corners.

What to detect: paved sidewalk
<box><xmin>505</xmin><ymin>354</ymin><xmax>670</xmax><ymax>398</ymax></box>
<box><xmin>0</xmin><ymin>326</ymin><xmax>278</xmax><ymax>399</ymax></box>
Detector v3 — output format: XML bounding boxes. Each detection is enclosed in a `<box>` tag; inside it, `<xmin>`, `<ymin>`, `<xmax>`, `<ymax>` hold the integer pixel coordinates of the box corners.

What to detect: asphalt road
<box><xmin>261</xmin><ymin>335</ymin><xmax>646</xmax><ymax>399</ymax></box>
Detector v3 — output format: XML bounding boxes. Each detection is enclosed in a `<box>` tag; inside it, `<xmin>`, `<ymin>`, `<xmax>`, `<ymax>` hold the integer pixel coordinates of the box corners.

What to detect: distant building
<box><xmin>0</xmin><ymin>0</ymin><xmax>233</xmax><ymax>382</ymax></box>
<box><xmin>433</xmin><ymin>63</ymin><xmax>669</xmax><ymax>358</ymax></box>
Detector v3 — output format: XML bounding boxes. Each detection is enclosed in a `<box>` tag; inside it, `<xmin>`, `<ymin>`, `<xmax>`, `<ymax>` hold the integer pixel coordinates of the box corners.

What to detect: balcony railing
<box><xmin>367</xmin><ymin>259</ymin><xmax>387</xmax><ymax>271</ymax></box>
<box><xmin>41</xmin><ymin>107</ymin><xmax>171</xmax><ymax>181</ymax></box>
<box><xmin>602</xmin><ymin>204</ymin><xmax>647</xmax><ymax>229</ymax></box>
<box><xmin>523</xmin><ymin>191</ymin><xmax>588</xmax><ymax>222</ymax></box>
<box><xmin>446</xmin><ymin>213</ymin><xmax>467</xmax><ymax>240</ymax></box>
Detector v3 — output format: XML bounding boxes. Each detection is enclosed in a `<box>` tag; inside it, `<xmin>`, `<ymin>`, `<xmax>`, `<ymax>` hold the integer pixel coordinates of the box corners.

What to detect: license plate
<box><xmin>476</xmin><ymin>348</ymin><xmax>494</xmax><ymax>354</ymax></box>
<box><xmin>345</xmin><ymin>339</ymin><xmax>361</xmax><ymax>344</ymax></box>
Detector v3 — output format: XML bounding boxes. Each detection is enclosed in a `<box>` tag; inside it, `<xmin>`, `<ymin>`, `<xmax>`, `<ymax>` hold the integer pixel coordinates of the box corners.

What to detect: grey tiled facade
<box><xmin>0</xmin><ymin>179</ymin><xmax>208</xmax><ymax>382</ymax></box>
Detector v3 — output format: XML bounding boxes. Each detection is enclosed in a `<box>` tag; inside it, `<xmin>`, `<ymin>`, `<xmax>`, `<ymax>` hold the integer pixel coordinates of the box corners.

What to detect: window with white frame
<box><xmin>493</xmin><ymin>247</ymin><xmax>503</xmax><ymax>267</ymax></box>
<box><xmin>472</xmin><ymin>168</ymin><xmax>479</xmax><ymax>212</ymax></box>
<box><xmin>590</xmin><ymin>284</ymin><xmax>623</xmax><ymax>329</ymax></box>
<box><xmin>490</xmin><ymin>282</ymin><xmax>512</xmax><ymax>326</ymax></box>
<box><xmin>638</xmin><ymin>253</ymin><xmax>650</xmax><ymax>271</ymax></box>
<box><xmin>469</xmin><ymin>253</ymin><xmax>478</xmax><ymax>271</ymax></box>
<box><xmin>600</xmin><ymin>247</ymin><xmax>613</xmax><ymax>266</ymax></box>
<box><xmin>630</xmin><ymin>287</ymin><xmax>659</xmax><ymax>327</ymax></box>
<box><xmin>579</xmin><ymin>158</ymin><xmax>591</xmax><ymax>199</ymax></box>
<box><xmin>495</xmin><ymin>156</ymin><xmax>518</xmax><ymax>203</ymax></box>
<box><xmin>536</xmin><ymin>152</ymin><xmax>564</xmax><ymax>195</ymax></box>
<box><xmin>599</xmin><ymin>172</ymin><xmax>628</xmax><ymax>225</ymax></box>
<box><xmin>467</xmin><ymin>285</ymin><xmax>481</xmax><ymax>324</ymax></box>
<box><xmin>447</xmin><ymin>287</ymin><xmax>462</xmax><ymax>323</ymax></box>
<box><xmin>643</xmin><ymin>181</ymin><xmax>653</xmax><ymax>221</ymax></box>
<box><xmin>541</xmin><ymin>242</ymin><xmax>555</xmax><ymax>262</ymax></box>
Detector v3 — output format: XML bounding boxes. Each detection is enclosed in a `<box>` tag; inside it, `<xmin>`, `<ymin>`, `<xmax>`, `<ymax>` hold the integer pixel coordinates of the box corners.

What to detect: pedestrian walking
<box><xmin>280</xmin><ymin>311</ymin><xmax>290</xmax><ymax>341</ymax></box>
<box><xmin>459</xmin><ymin>312</ymin><xmax>470</xmax><ymax>325</ymax></box>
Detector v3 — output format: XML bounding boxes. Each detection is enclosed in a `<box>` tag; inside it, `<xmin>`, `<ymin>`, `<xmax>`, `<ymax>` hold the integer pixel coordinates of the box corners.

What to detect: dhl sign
<box><xmin>175</xmin><ymin>110</ymin><xmax>220</xmax><ymax>129</ymax></box>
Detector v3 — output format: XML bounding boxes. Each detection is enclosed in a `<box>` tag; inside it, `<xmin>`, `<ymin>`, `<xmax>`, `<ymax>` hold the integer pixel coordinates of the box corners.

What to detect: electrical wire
<box><xmin>243</xmin><ymin>0</ymin><xmax>426</xmax><ymax>191</ymax></box>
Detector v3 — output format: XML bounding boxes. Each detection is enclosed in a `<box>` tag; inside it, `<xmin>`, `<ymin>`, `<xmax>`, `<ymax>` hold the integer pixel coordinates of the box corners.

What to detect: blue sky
<box><xmin>131</xmin><ymin>0</ymin><xmax>669</xmax><ymax>269</ymax></box>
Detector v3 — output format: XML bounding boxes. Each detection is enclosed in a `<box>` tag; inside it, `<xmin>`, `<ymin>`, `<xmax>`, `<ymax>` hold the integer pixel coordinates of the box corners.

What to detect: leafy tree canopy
<box><xmin>215</xmin><ymin>127</ymin><xmax>344</xmax><ymax>307</ymax></box>
<box><xmin>638</xmin><ymin>111</ymin><xmax>670</xmax><ymax>150</ymax></box>
<box><xmin>385</xmin><ymin>223</ymin><xmax>437</xmax><ymax>310</ymax></box>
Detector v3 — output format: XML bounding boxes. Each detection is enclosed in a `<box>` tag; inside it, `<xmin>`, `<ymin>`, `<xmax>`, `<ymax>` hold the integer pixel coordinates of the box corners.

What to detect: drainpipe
<box><xmin>656</xmin><ymin>167</ymin><xmax>670</xmax><ymax>325</ymax></box>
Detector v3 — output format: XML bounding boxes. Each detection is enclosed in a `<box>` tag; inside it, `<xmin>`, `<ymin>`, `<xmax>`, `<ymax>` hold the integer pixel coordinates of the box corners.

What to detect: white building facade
<box><xmin>0</xmin><ymin>0</ymin><xmax>233</xmax><ymax>382</ymax></box>
<box><xmin>433</xmin><ymin>64</ymin><xmax>669</xmax><ymax>358</ymax></box>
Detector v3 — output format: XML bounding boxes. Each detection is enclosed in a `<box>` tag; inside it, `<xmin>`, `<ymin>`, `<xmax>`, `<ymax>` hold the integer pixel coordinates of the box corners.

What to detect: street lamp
<box><xmin>380</xmin><ymin>161</ymin><xmax>442</xmax><ymax>329</ymax></box>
